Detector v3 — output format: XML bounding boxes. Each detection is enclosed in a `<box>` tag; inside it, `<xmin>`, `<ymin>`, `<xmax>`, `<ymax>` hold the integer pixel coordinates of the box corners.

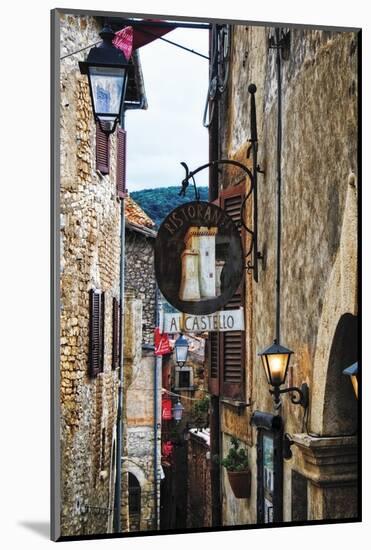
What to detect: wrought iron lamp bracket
<box><xmin>179</xmin><ymin>83</ymin><xmax>263</xmax><ymax>281</ymax></box>
<box><xmin>270</xmin><ymin>383</ymin><xmax>309</xmax><ymax>410</ymax></box>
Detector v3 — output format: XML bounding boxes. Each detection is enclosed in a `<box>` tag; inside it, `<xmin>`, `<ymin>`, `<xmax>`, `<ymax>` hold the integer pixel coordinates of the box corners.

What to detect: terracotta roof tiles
<box><xmin>125</xmin><ymin>195</ymin><xmax>155</xmax><ymax>228</ymax></box>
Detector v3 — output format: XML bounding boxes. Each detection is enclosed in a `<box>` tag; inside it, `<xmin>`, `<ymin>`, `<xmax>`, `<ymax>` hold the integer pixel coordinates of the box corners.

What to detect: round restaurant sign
<box><xmin>155</xmin><ymin>201</ymin><xmax>244</xmax><ymax>315</ymax></box>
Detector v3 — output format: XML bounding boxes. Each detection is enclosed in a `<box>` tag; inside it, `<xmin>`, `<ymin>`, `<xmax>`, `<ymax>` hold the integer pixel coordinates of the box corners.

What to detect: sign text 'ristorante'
<box><xmin>155</xmin><ymin>201</ymin><xmax>244</xmax><ymax>316</ymax></box>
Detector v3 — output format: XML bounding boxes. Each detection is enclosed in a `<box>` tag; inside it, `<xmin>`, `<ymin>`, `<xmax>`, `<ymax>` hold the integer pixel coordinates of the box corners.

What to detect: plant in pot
<box><xmin>221</xmin><ymin>436</ymin><xmax>251</xmax><ymax>498</ymax></box>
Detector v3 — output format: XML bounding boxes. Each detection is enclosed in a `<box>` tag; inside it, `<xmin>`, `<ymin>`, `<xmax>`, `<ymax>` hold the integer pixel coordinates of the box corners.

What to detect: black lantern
<box><xmin>79</xmin><ymin>26</ymin><xmax>129</xmax><ymax>134</ymax></box>
<box><xmin>174</xmin><ymin>334</ymin><xmax>189</xmax><ymax>367</ymax></box>
<box><xmin>258</xmin><ymin>339</ymin><xmax>293</xmax><ymax>386</ymax></box>
<box><xmin>343</xmin><ymin>361</ymin><xmax>358</xmax><ymax>399</ymax></box>
<box><xmin>172</xmin><ymin>400</ymin><xmax>184</xmax><ymax>423</ymax></box>
<box><xmin>258</xmin><ymin>339</ymin><xmax>308</xmax><ymax>408</ymax></box>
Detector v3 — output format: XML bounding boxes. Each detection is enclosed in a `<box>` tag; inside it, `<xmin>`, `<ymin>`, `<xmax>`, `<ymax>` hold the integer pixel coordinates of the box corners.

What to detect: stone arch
<box><xmin>128</xmin><ymin>472</ymin><xmax>141</xmax><ymax>528</ymax></box>
<box><xmin>309</xmin><ymin>173</ymin><xmax>357</xmax><ymax>435</ymax></box>
<box><xmin>123</xmin><ymin>461</ymin><xmax>148</xmax><ymax>532</ymax></box>
<box><xmin>322</xmin><ymin>313</ymin><xmax>358</xmax><ymax>435</ymax></box>
<box><xmin>124</xmin><ymin>460</ymin><xmax>148</xmax><ymax>489</ymax></box>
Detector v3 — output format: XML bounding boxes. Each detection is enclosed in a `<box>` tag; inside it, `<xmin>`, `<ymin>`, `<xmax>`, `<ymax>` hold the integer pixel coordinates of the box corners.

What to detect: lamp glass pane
<box><xmin>351</xmin><ymin>375</ymin><xmax>358</xmax><ymax>399</ymax></box>
<box><xmin>89</xmin><ymin>66</ymin><xmax>126</xmax><ymax>117</ymax></box>
<box><xmin>267</xmin><ymin>353</ymin><xmax>289</xmax><ymax>385</ymax></box>
<box><xmin>173</xmin><ymin>402</ymin><xmax>184</xmax><ymax>422</ymax></box>
<box><xmin>261</xmin><ymin>355</ymin><xmax>271</xmax><ymax>384</ymax></box>
<box><xmin>176</xmin><ymin>343</ymin><xmax>188</xmax><ymax>364</ymax></box>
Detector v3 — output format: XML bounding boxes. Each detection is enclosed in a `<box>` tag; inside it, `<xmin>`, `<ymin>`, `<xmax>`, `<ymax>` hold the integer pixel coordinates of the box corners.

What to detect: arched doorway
<box><xmin>128</xmin><ymin>473</ymin><xmax>141</xmax><ymax>531</ymax></box>
<box><xmin>322</xmin><ymin>313</ymin><xmax>358</xmax><ymax>436</ymax></box>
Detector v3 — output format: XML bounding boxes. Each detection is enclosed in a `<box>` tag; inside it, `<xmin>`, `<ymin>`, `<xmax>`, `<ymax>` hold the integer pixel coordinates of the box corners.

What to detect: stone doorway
<box><xmin>128</xmin><ymin>473</ymin><xmax>141</xmax><ymax>531</ymax></box>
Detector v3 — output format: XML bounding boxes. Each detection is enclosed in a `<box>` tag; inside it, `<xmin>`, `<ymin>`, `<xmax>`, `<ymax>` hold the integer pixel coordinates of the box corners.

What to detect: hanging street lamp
<box><xmin>343</xmin><ymin>361</ymin><xmax>358</xmax><ymax>399</ymax></box>
<box><xmin>174</xmin><ymin>334</ymin><xmax>189</xmax><ymax>367</ymax></box>
<box><xmin>258</xmin><ymin>339</ymin><xmax>309</xmax><ymax>408</ymax></box>
<box><xmin>172</xmin><ymin>400</ymin><xmax>185</xmax><ymax>423</ymax></box>
<box><xmin>79</xmin><ymin>25</ymin><xmax>129</xmax><ymax>134</ymax></box>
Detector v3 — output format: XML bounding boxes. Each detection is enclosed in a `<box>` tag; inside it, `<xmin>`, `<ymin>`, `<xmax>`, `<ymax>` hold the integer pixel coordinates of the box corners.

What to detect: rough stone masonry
<box><xmin>59</xmin><ymin>13</ymin><xmax>122</xmax><ymax>536</ymax></box>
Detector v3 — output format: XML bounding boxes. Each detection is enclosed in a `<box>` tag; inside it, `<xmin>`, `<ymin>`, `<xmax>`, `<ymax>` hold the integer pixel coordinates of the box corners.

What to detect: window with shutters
<box><xmin>96</xmin><ymin>122</ymin><xmax>110</xmax><ymax>174</ymax></box>
<box><xmin>116</xmin><ymin>128</ymin><xmax>126</xmax><ymax>198</ymax></box>
<box><xmin>220</xmin><ymin>288</ymin><xmax>245</xmax><ymax>399</ymax></box>
<box><xmin>89</xmin><ymin>289</ymin><xmax>105</xmax><ymax>377</ymax></box>
<box><xmin>207</xmin><ymin>183</ymin><xmax>246</xmax><ymax>400</ymax></box>
<box><xmin>112</xmin><ymin>297</ymin><xmax>119</xmax><ymax>369</ymax></box>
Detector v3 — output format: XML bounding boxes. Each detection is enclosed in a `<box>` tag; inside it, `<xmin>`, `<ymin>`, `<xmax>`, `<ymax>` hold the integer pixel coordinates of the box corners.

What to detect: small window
<box><xmin>175</xmin><ymin>366</ymin><xmax>194</xmax><ymax>390</ymax></box>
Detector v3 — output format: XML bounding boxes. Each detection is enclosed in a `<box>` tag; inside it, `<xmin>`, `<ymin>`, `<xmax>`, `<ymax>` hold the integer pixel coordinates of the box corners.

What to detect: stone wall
<box><xmin>217</xmin><ymin>26</ymin><xmax>358</xmax><ymax>525</ymax></box>
<box><xmin>125</xmin><ymin>230</ymin><xmax>156</xmax><ymax>345</ymax></box>
<box><xmin>59</xmin><ymin>13</ymin><xmax>123</xmax><ymax>537</ymax></box>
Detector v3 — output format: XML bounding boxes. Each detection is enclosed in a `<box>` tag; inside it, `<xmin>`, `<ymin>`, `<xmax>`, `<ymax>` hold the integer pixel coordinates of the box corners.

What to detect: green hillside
<box><xmin>130</xmin><ymin>186</ymin><xmax>209</xmax><ymax>227</ymax></box>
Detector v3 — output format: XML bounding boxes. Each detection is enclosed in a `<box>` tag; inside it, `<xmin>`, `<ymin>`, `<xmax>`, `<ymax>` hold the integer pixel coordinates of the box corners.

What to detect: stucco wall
<box><xmin>59</xmin><ymin>13</ymin><xmax>122</xmax><ymax>536</ymax></box>
<box><xmin>218</xmin><ymin>25</ymin><xmax>358</xmax><ymax>525</ymax></box>
<box><xmin>123</xmin><ymin>293</ymin><xmax>160</xmax><ymax>531</ymax></box>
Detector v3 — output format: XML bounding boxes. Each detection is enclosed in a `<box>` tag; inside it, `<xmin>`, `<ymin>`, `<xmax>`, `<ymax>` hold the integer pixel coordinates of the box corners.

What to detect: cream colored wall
<box><xmin>219</xmin><ymin>26</ymin><xmax>358</xmax><ymax>525</ymax></box>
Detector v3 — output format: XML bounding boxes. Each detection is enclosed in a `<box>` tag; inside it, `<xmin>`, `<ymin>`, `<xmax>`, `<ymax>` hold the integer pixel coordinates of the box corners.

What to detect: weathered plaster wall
<box><xmin>59</xmin><ymin>13</ymin><xmax>122</xmax><ymax>536</ymax></box>
<box><xmin>218</xmin><ymin>25</ymin><xmax>358</xmax><ymax>525</ymax></box>
<box><xmin>123</xmin><ymin>292</ymin><xmax>160</xmax><ymax>531</ymax></box>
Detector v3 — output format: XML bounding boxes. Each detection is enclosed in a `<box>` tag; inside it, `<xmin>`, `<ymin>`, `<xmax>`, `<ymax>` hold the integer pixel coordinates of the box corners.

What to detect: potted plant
<box><xmin>221</xmin><ymin>436</ymin><xmax>251</xmax><ymax>498</ymax></box>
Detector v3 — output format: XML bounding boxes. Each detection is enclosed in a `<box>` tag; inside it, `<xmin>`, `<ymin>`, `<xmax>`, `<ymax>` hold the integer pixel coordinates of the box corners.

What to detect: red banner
<box><xmin>162</xmin><ymin>440</ymin><xmax>174</xmax><ymax>459</ymax></box>
<box><xmin>154</xmin><ymin>328</ymin><xmax>172</xmax><ymax>356</ymax></box>
<box><xmin>162</xmin><ymin>398</ymin><xmax>172</xmax><ymax>421</ymax></box>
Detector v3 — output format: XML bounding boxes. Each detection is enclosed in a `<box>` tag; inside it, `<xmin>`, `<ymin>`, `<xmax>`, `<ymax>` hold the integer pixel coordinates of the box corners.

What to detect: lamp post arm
<box><xmin>269</xmin><ymin>383</ymin><xmax>309</xmax><ymax>409</ymax></box>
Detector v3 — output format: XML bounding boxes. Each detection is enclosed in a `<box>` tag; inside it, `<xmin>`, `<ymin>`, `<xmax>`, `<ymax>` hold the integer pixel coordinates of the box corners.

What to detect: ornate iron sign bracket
<box><xmin>179</xmin><ymin>84</ymin><xmax>263</xmax><ymax>282</ymax></box>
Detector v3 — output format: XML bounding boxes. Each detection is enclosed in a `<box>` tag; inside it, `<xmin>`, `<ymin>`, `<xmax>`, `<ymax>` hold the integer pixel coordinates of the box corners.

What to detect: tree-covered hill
<box><xmin>130</xmin><ymin>186</ymin><xmax>209</xmax><ymax>227</ymax></box>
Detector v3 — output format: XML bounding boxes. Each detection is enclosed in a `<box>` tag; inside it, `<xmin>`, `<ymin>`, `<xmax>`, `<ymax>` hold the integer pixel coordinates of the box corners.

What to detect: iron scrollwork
<box><xmin>180</xmin><ymin>84</ymin><xmax>263</xmax><ymax>282</ymax></box>
<box><xmin>270</xmin><ymin>383</ymin><xmax>309</xmax><ymax>410</ymax></box>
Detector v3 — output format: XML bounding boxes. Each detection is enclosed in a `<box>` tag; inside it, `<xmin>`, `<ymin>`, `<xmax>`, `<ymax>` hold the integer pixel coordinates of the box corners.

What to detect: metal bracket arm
<box><xmin>270</xmin><ymin>383</ymin><xmax>309</xmax><ymax>409</ymax></box>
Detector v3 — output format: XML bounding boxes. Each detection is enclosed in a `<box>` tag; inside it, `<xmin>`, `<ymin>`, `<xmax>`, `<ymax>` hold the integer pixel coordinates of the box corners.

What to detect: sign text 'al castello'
<box><xmin>161</xmin><ymin>308</ymin><xmax>244</xmax><ymax>333</ymax></box>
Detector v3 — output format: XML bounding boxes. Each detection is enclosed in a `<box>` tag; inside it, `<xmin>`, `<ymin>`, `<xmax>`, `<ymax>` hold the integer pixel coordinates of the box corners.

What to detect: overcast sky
<box><xmin>125</xmin><ymin>27</ymin><xmax>209</xmax><ymax>192</ymax></box>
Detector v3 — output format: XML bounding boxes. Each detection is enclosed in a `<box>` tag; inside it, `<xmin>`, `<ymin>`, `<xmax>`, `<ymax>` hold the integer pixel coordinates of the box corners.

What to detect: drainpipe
<box><xmin>113</xmin><ymin>121</ymin><xmax>126</xmax><ymax>534</ymax></box>
<box><xmin>275</xmin><ymin>27</ymin><xmax>282</xmax><ymax>344</ymax></box>
<box><xmin>154</xmin><ymin>286</ymin><xmax>162</xmax><ymax>530</ymax></box>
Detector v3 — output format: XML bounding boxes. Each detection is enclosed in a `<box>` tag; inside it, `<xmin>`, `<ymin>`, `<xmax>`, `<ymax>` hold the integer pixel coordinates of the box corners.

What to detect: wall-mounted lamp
<box><xmin>172</xmin><ymin>400</ymin><xmax>184</xmax><ymax>423</ymax></box>
<box><xmin>174</xmin><ymin>334</ymin><xmax>189</xmax><ymax>367</ymax></box>
<box><xmin>79</xmin><ymin>26</ymin><xmax>129</xmax><ymax>134</ymax></box>
<box><xmin>258</xmin><ymin>340</ymin><xmax>309</xmax><ymax>409</ymax></box>
<box><xmin>258</xmin><ymin>28</ymin><xmax>308</xmax><ymax>411</ymax></box>
<box><xmin>343</xmin><ymin>361</ymin><xmax>358</xmax><ymax>399</ymax></box>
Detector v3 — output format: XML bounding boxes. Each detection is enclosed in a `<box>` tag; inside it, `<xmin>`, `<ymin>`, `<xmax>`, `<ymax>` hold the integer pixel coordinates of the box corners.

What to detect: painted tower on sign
<box><xmin>179</xmin><ymin>226</ymin><xmax>220</xmax><ymax>301</ymax></box>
